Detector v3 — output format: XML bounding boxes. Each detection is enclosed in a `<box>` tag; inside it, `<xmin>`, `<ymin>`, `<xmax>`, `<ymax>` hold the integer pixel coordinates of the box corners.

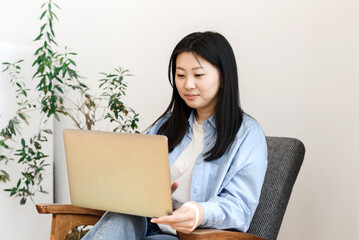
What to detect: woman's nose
<box><xmin>184</xmin><ymin>77</ymin><xmax>196</xmax><ymax>90</ymax></box>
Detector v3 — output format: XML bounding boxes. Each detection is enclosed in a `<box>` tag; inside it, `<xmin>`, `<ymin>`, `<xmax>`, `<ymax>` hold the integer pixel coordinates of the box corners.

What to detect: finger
<box><xmin>171</xmin><ymin>182</ymin><xmax>178</xmax><ymax>194</ymax></box>
<box><xmin>150</xmin><ymin>207</ymin><xmax>182</xmax><ymax>223</ymax></box>
<box><xmin>152</xmin><ymin>214</ymin><xmax>186</xmax><ymax>224</ymax></box>
<box><xmin>153</xmin><ymin>211</ymin><xmax>194</xmax><ymax>224</ymax></box>
<box><xmin>150</xmin><ymin>217</ymin><xmax>158</xmax><ymax>223</ymax></box>
<box><xmin>172</xmin><ymin>226</ymin><xmax>193</xmax><ymax>234</ymax></box>
<box><xmin>155</xmin><ymin>217</ymin><xmax>193</xmax><ymax>227</ymax></box>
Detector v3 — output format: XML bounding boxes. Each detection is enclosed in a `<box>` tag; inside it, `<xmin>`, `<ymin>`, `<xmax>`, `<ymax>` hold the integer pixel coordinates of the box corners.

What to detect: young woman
<box><xmin>82</xmin><ymin>31</ymin><xmax>267</xmax><ymax>240</ymax></box>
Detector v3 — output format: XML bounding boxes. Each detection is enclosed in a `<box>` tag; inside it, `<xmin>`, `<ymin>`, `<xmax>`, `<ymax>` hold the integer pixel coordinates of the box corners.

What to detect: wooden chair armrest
<box><xmin>36</xmin><ymin>203</ymin><xmax>105</xmax><ymax>217</ymax></box>
<box><xmin>177</xmin><ymin>229</ymin><xmax>266</xmax><ymax>240</ymax></box>
<box><xmin>36</xmin><ymin>204</ymin><xmax>105</xmax><ymax>240</ymax></box>
<box><xmin>36</xmin><ymin>204</ymin><xmax>265</xmax><ymax>240</ymax></box>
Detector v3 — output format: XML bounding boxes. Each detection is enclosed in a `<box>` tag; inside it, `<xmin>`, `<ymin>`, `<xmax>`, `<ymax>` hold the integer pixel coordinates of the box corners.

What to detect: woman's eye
<box><xmin>195</xmin><ymin>74</ymin><xmax>204</xmax><ymax>78</ymax></box>
<box><xmin>177</xmin><ymin>74</ymin><xmax>184</xmax><ymax>78</ymax></box>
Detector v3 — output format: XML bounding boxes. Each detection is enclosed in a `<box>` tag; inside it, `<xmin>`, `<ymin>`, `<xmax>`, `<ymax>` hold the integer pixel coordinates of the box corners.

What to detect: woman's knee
<box><xmin>84</xmin><ymin>212</ymin><xmax>147</xmax><ymax>239</ymax></box>
<box><xmin>104</xmin><ymin>212</ymin><xmax>146</xmax><ymax>228</ymax></box>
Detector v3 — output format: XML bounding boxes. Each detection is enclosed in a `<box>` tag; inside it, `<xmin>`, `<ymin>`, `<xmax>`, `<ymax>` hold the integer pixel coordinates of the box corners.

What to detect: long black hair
<box><xmin>153</xmin><ymin>31</ymin><xmax>243</xmax><ymax>162</ymax></box>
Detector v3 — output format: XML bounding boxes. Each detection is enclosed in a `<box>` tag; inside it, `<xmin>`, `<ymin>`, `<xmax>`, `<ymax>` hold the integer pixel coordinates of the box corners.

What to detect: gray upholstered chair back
<box><xmin>247</xmin><ymin>137</ymin><xmax>305</xmax><ymax>240</ymax></box>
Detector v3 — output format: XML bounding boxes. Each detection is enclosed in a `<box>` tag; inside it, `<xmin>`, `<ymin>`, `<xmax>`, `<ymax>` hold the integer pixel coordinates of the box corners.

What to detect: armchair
<box><xmin>37</xmin><ymin>136</ymin><xmax>305</xmax><ymax>240</ymax></box>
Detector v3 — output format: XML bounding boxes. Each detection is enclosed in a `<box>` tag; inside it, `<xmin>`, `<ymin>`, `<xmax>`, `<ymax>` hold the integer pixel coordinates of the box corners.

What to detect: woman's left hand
<box><xmin>150</xmin><ymin>201</ymin><xmax>204</xmax><ymax>234</ymax></box>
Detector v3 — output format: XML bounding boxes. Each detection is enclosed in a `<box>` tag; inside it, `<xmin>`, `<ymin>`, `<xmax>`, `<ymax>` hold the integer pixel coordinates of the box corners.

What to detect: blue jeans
<box><xmin>81</xmin><ymin>212</ymin><xmax>178</xmax><ymax>240</ymax></box>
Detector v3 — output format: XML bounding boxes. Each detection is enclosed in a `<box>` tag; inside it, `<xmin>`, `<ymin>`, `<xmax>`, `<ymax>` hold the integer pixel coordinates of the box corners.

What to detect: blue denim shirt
<box><xmin>148</xmin><ymin>112</ymin><xmax>267</xmax><ymax>232</ymax></box>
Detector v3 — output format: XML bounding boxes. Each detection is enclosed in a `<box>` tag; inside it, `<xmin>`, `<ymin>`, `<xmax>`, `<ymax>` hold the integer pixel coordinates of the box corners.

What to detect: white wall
<box><xmin>1</xmin><ymin>0</ymin><xmax>358</xmax><ymax>239</ymax></box>
<box><xmin>0</xmin><ymin>42</ymin><xmax>53</xmax><ymax>239</ymax></box>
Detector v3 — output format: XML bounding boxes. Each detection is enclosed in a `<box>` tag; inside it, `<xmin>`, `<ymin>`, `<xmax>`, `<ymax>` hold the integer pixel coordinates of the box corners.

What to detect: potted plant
<box><xmin>0</xmin><ymin>0</ymin><xmax>139</xmax><ymax>207</ymax></box>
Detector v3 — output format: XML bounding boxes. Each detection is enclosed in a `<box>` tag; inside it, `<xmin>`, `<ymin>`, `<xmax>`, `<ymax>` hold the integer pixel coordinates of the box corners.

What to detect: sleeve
<box><xmin>198</xmin><ymin>123</ymin><xmax>268</xmax><ymax>232</ymax></box>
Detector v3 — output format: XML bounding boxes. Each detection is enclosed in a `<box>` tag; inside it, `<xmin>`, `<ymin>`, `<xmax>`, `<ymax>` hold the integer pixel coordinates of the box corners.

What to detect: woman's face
<box><xmin>175</xmin><ymin>51</ymin><xmax>221</xmax><ymax>118</ymax></box>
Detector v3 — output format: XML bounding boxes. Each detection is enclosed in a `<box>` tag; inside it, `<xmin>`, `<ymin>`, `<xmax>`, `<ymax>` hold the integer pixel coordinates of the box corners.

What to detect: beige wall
<box><xmin>1</xmin><ymin>0</ymin><xmax>358</xmax><ymax>239</ymax></box>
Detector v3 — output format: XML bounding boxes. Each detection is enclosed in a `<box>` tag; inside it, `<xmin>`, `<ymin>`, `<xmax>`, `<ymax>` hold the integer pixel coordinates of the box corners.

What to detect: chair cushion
<box><xmin>247</xmin><ymin>137</ymin><xmax>305</xmax><ymax>240</ymax></box>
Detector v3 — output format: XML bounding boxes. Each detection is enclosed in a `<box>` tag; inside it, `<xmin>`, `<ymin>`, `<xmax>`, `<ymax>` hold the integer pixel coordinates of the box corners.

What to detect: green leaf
<box><xmin>68</xmin><ymin>59</ymin><xmax>76</xmax><ymax>66</ymax></box>
<box><xmin>53</xmin><ymin>3</ymin><xmax>61</xmax><ymax>9</ymax></box>
<box><xmin>21</xmin><ymin>138</ymin><xmax>25</xmax><ymax>147</ymax></box>
<box><xmin>55</xmin><ymin>76</ymin><xmax>63</xmax><ymax>83</ymax></box>
<box><xmin>43</xmin><ymin>129</ymin><xmax>52</xmax><ymax>134</ymax></box>
<box><xmin>34</xmin><ymin>142</ymin><xmax>41</xmax><ymax>150</ymax></box>
<box><xmin>17</xmin><ymin>179</ymin><xmax>21</xmax><ymax>188</ymax></box>
<box><xmin>68</xmin><ymin>69</ymin><xmax>77</xmax><ymax>78</ymax></box>
<box><xmin>20</xmin><ymin>197</ymin><xmax>27</xmax><ymax>205</ymax></box>
<box><xmin>0</xmin><ymin>170</ymin><xmax>10</xmax><ymax>181</ymax></box>
<box><xmin>40</xmin><ymin>189</ymin><xmax>49</xmax><ymax>194</ymax></box>
<box><xmin>40</xmin><ymin>10</ymin><xmax>47</xmax><ymax>20</ymax></box>
<box><xmin>22</xmin><ymin>90</ymin><xmax>28</xmax><ymax>98</ymax></box>
<box><xmin>40</xmin><ymin>23</ymin><xmax>46</xmax><ymax>32</ymax></box>
<box><xmin>18</xmin><ymin>113</ymin><xmax>27</xmax><ymax>121</ymax></box>
<box><xmin>2</xmin><ymin>66</ymin><xmax>10</xmax><ymax>72</ymax></box>
<box><xmin>34</xmin><ymin>33</ymin><xmax>43</xmax><ymax>41</ymax></box>
<box><xmin>52</xmin><ymin>11</ymin><xmax>59</xmax><ymax>21</ymax></box>
<box><xmin>9</xmin><ymin>119</ymin><xmax>14</xmax><ymax>129</ymax></box>
<box><xmin>46</xmin><ymin>32</ymin><xmax>51</xmax><ymax>42</ymax></box>
<box><xmin>50</xmin><ymin>38</ymin><xmax>58</xmax><ymax>46</ymax></box>
<box><xmin>2</xmin><ymin>143</ymin><xmax>9</xmax><ymax>149</ymax></box>
<box><xmin>54</xmin><ymin>85</ymin><xmax>63</xmax><ymax>93</ymax></box>
<box><xmin>51</xmin><ymin>28</ymin><xmax>55</xmax><ymax>37</ymax></box>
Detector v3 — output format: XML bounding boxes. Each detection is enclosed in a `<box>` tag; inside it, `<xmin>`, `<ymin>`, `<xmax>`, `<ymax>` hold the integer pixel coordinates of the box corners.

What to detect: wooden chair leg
<box><xmin>50</xmin><ymin>214</ymin><xmax>101</xmax><ymax>240</ymax></box>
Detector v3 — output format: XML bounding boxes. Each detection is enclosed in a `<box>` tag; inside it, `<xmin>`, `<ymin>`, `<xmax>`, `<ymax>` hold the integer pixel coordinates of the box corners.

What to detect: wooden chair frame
<box><xmin>36</xmin><ymin>203</ymin><xmax>265</xmax><ymax>240</ymax></box>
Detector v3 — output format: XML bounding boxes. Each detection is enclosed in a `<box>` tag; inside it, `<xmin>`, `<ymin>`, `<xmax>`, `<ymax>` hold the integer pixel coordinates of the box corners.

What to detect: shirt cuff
<box><xmin>198</xmin><ymin>201</ymin><xmax>224</xmax><ymax>228</ymax></box>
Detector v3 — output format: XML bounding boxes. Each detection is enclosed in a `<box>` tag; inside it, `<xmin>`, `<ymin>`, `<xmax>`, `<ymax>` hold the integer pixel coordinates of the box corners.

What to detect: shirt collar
<box><xmin>187</xmin><ymin>111</ymin><xmax>216</xmax><ymax>129</ymax></box>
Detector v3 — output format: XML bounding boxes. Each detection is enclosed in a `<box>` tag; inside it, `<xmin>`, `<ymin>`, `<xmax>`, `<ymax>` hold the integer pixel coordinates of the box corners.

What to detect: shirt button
<box><xmin>193</xmin><ymin>189</ymin><xmax>197</xmax><ymax>193</ymax></box>
<box><xmin>207</xmin><ymin>124</ymin><xmax>210</xmax><ymax>127</ymax></box>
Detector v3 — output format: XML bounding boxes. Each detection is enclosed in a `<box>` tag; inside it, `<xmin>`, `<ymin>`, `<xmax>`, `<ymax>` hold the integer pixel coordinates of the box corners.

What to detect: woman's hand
<box><xmin>150</xmin><ymin>201</ymin><xmax>204</xmax><ymax>234</ymax></box>
<box><xmin>171</xmin><ymin>182</ymin><xmax>178</xmax><ymax>194</ymax></box>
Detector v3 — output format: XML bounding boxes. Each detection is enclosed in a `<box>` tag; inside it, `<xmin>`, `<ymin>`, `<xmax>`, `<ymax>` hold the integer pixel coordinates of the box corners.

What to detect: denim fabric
<box><xmin>82</xmin><ymin>212</ymin><xmax>177</xmax><ymax>240</ymax></box>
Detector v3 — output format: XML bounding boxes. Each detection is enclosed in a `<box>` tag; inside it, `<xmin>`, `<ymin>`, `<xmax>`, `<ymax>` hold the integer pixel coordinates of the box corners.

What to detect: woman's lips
<box><xmin>185</xmin><ymin>94</ymin><xmax>198</xmax><ymax>101</ymax></box>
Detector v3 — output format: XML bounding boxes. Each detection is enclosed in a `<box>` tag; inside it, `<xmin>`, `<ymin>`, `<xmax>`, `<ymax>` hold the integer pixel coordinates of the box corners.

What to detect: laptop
<box><xmin>63</xmin><ymin>129</ymin><xmax>173</xmax><ymax>218</ymax></box>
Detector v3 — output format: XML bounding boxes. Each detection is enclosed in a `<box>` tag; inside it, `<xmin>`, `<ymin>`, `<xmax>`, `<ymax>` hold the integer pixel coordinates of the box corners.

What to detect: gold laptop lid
<box><xmin>63</xmin><ymin>129</ymin><xmax>172</xmax><ymax>218</ymax></box>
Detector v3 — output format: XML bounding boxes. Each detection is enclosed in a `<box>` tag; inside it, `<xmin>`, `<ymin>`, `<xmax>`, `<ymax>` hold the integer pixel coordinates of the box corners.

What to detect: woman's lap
<box><xmin>82</xmin><ymin>211</ymin><xmax>178</xmax><ymax>240</ymax></box>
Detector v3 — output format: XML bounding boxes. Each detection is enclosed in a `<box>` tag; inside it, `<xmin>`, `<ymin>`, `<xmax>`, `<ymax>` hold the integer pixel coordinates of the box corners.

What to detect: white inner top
<box><xmin>158</xmin><ymin>118</ymin><xmax>205</xmax><ymax>235</ymax></box>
